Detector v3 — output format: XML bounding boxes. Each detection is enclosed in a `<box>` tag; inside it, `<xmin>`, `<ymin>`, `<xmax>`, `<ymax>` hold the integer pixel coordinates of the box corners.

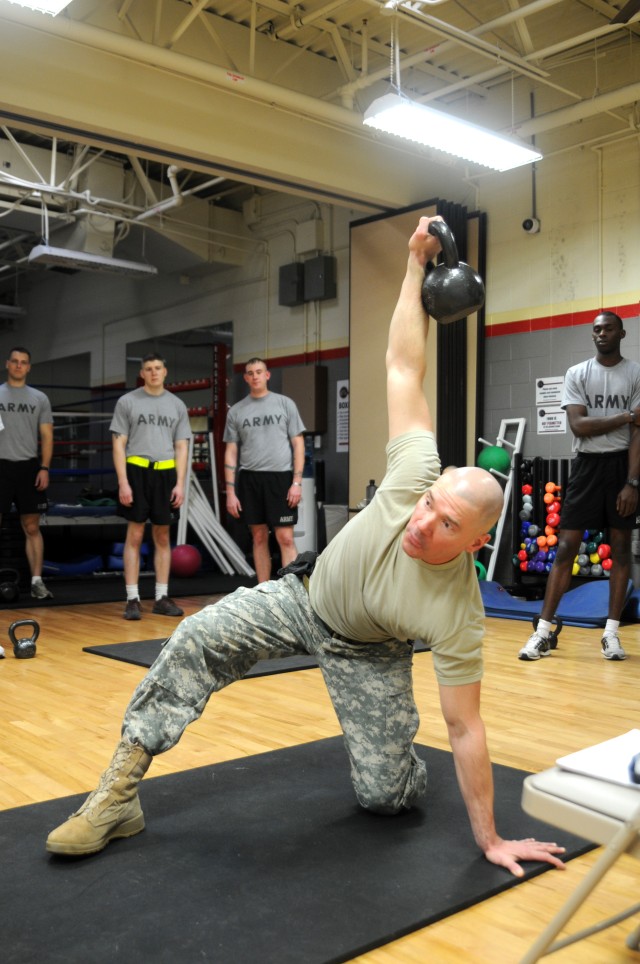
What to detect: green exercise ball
<box><xmin>475</xmin><ymin>560</ymin><xmax>487</xmax><ymax>581</ymax></box>
<box><xmin>477</xmin><ymin>445</ymin><xmax>511</xmax><ymax>474</ymax></box>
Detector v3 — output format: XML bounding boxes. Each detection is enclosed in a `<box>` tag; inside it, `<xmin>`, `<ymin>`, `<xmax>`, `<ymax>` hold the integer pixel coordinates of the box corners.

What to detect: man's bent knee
<box><xmin>352</xmin><ymin>749</ymin><xmax>427</xmax><ymax>815</ymax></box>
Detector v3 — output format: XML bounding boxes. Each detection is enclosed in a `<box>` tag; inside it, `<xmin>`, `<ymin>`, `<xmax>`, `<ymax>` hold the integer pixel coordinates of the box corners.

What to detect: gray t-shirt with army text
<box><xmin>0</xmin><ymin>383</ymin><xmax>53</xmax><ymax>461</ymax></box>
<box><xmin>110</xmin><ymin>388</ymin><xmax>192</xmax><ymax>461</ymax></box>
<box><xmin>223</xmin><ymin>392</ymin><xmax>305</xmax><ymax>471</ymax></box>
<box><xmin>562</xmin><ymin>356</ymin><xmax>640</xmax><ymax>454</ymax></box>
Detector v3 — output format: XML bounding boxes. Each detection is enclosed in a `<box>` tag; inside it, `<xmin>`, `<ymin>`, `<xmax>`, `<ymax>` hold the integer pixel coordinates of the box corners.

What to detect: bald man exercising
<box><xmin>47</xmin><ymin>216</ymin><xmax>565</xmax><ymax>878</ymax></box>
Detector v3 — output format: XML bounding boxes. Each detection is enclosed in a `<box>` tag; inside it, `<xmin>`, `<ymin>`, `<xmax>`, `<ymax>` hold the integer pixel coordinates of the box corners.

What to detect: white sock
<box><xmin>155</xmin><ymin>583</ymin><xmax>168</xmax><ymax>601</ymax></box>
<box><xmin>536</xmin><ymin>619</ymin><xmax>553</xmax><ymax>638</ymax></box>
<box><xmin>126</xmin><ymin>584</ymin><xmax>139</xmax><ymax>601</ymax></box>
<box><xmin>604</xmin><ymin>619</ymin><xmax>620</xmax><ymax>637</ymax></box>
<box><xmin>31</xmin><ymin>576</ymin><xmax>44</xmax><ymax>585</ymax></box>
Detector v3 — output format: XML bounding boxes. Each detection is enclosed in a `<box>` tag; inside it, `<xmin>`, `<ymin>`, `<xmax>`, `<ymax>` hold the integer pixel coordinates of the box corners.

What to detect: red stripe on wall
<box><xmin>486</xmin><ymin>302</ymin><xmax>640</xmax><ymax>337</ymax></box>
<box><xmin>233</xmin><ymin>345</ymin><xmax>349</xmax><ymax>373</ymax></box>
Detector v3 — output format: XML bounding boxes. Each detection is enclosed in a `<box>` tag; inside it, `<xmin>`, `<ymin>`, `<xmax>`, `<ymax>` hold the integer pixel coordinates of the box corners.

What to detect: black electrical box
<box><xmin>278</xmin><ymin>262</ymin><xmax>304</xmax><ymax>306</ymax></box>
<box><xmin>304</xmin><ymin>255</ymin><xmax>337</xmax><ymax>302</ymax></box>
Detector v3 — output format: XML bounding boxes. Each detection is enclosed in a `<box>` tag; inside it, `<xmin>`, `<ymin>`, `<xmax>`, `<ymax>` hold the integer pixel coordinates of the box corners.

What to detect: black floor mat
<box><xmin>83</xmin><ymin>638</ymin><xmax>430</xmax><ymax>676</ymax></box>
<box><xmin>1</xmin><ymin>738</ymin><xmax>592</xmax><ymax>964</ymax></box>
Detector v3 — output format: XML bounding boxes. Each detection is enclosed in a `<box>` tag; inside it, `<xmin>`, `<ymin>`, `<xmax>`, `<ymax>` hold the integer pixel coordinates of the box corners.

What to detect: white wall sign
<box><xmin>535</xmin><ymin>376</ymin><xmax>564</xmax><ymax>406</ymax></box>
<box><xmin>537</xmin><ymin>408</ymin><xmax>566</xmax><ymax>435</ymax></box>
<box><xmin>336</xmin><ymin>379</ymin><xmax>349</xmax><ymax>453</ymax></box>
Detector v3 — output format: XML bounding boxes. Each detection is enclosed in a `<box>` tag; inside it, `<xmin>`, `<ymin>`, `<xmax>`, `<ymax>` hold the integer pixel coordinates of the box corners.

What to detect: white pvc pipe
<box><xmin>187</xmin><ymin>495</ymin><xmax>233</xmax><ymax>574</ymax></box>
<box><xmin>208</xmin><ymin>430</ymin><xmax>220</xmax><ymax>521</ymax></box>
<box><xmin>188</xmin><ymin>479</ymin><xmax>254</xmax><ymax>575</ymax></box>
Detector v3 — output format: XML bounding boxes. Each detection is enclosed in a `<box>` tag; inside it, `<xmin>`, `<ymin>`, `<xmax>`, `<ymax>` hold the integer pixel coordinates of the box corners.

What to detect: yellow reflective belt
<box><xmin>126</xmin><ymin>456</ymin><xmax>176</xmax><ymax>470</ymax></box>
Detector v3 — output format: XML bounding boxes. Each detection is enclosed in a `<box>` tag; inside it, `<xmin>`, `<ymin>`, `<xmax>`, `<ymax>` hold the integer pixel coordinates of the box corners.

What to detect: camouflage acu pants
<box><xmin>122</xmin><ymin>574</ymin><xmax>427</xmax><ymax>813</ymax></box>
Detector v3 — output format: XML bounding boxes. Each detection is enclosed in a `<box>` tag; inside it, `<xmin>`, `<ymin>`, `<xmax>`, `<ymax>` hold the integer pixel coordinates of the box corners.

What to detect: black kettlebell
<box><xmin>421</xmin><ymin>220</ymin><xmax>485</xmax><ymax>324</ymax></box>
<box><xmin>533</xmin><ymin>614</ymin><xmax>562</xmax><ymax>648</ymax></box>
<box><xmin>9</xmin><ymin>619</ymin><xmax>39</xmax><ymax>659</ymax></box>
<box><xmin>0</xmin><ymin>568</ymin><xmax>20</xmax><ymax>603</ymax></box>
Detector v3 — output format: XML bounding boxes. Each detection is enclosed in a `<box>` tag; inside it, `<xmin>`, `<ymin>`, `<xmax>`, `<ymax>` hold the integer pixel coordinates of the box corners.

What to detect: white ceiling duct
<box><xmin>27</xmin><ymin>244</ymin><xmax>158</xmax><ymax>277</ymax></box>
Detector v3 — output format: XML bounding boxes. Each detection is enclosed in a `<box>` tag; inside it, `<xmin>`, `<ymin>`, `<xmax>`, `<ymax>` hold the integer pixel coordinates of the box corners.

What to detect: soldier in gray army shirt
<box><xmin>110</xmin><ymin>352</ymin><xmax>192</xmax><ymax>621</ymax></box>
<box><xmin>46</xmin><ymin>219</ymin><xmax>566</xmax><ymax>879</ymax></box>
<box><xmin>224</xmin><ymin>357</ymin><xmax>305</xmax><ymax>583</ymax></box>
<box><xmin>0</xmin><ymin>346</ymin><xmax>54</xmax><ymax>600</ymax></box>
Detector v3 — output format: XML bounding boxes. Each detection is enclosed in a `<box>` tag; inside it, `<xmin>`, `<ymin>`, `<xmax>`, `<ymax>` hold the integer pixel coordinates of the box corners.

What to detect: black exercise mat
<box><xmin>83</xmin><ymin>638</ymin><xmax>431</xmax><ymax>676</ymax></box>
<box><xmin>1</xmin><ymin>738</ymin><xmax>592</xmax><ymax>964</ymax></box>
<box><xmin>0</xmin><ymin>573</ymin><xmax>254</xmax><ymax>610</ymax></box>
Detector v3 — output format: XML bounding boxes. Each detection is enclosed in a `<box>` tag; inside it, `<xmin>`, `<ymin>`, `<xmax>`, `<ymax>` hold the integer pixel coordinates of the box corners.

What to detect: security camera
<box><xmin>522</xmin><ymin>217</ymin><xmax>541</xmax><ymax>234</ymax></box>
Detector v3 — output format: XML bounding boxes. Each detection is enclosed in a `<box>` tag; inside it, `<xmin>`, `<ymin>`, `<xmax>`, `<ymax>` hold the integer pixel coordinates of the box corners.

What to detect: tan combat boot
<box><xmin>46</xmin><ymin>739</ymin><xmax>152</xmax><ymax>856</ymax></box>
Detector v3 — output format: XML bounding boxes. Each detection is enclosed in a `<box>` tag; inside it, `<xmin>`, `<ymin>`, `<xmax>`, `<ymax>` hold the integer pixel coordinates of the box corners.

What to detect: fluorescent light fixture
<box><xmin>28</xmin><ymin>245</ymin><xmax>158</xmax><ymax>277</ymax></box>
<box><xmin>2</xmin><ymin>0</ymin><xmax>73</xmax><ymax>14</ymax></box>
<box><xmin>364</xmin><ymin>93</ymin><xmax>542</xmax><ymax>172</ymax></box>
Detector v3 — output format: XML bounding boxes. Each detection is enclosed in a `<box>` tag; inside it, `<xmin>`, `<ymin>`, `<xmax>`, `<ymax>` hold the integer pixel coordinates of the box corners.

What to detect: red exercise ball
<box><xmin>171</xmin><ymin>544</ymin><xmax>202</xmax><ymax>578</ymax></box>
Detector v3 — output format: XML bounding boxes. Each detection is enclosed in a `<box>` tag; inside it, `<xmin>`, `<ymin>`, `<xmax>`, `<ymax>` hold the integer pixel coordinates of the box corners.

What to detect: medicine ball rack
<box><xmin>510</xmin><ymin>453</ymin><xmax>572</xmax><ymax>598</ymax></box>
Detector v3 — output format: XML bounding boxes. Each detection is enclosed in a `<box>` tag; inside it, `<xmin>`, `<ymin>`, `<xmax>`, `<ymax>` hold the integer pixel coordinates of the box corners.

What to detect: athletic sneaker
<box><xmin>31</xmin><ymin>582</ymin><xmax>53</xmax><ymax>599</ymax></box>
<box><xmin>518</xmin><ymin>629</ymin><xmax>557</xmax><ymax>661</ymax></box>
<box><xmin>123</xmin><ymin>598</ymin><xmax>142</xmax><ymax>621</ymax></box>
<box><xmin>152</xmin><ymin>596</ymin><xmax>184</xmax><ymax>617</ymax></box>
<box><xmin>601</xmin><ymin>633</ymin><xmax>626</xmax><ymax>661</ymax></box>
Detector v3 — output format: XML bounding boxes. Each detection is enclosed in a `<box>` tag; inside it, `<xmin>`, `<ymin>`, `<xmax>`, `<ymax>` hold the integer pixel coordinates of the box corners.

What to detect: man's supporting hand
<box><xmin>484</xmin><ymin>836</ymin><xmax>567</xmax><ymax>878</ymax></box>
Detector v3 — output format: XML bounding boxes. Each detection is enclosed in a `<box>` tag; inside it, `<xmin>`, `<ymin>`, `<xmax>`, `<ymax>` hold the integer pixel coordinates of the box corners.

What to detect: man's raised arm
<box><xmin>386</xmin><ymin>216</ymin><xmax>443</xmax><ymax>442</ymax></box>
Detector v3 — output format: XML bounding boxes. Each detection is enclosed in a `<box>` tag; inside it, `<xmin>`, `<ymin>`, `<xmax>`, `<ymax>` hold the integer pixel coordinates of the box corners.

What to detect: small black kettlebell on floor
<box><xmin>421</xmin><ymin>220</ymin><xmax>485</xmax><ymax>324</ymax></box>
<box><xmin>9</xmin><ymin>619</ymin><xmax>39</xmax><ymax>659</ymax></box>
<box><xmin>0</xmin><ymin>568</ymin><xmax>20</xmax><ymax>603</ymax></box>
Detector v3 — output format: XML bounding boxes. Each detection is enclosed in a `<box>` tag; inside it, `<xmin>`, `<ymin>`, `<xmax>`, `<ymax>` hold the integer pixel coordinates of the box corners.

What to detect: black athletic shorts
<box><xmin>237</xmin><ymin>470</ymin><xmax>297</xmax><ymax>528</ymax></box>
<box><xmin>560</xmin><ymin>451</ymin><xmax>636</xmax><ymax>531</ymax></box>
<box><xmin>0</xmin><ymin>458</ymin><xmax>48</xmax><ymax>515</ymax></box>
<box><xmin>117</xmin><ymin>463</ymin><xmax>179</xmax><ymax>526</ymax></box>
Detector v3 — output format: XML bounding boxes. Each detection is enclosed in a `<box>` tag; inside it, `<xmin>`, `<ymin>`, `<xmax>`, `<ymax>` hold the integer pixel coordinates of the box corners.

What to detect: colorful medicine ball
<box><xmin>170</xmin><ymin>544</ymin><xmax>202</xmax><ymax>578</ymax></box>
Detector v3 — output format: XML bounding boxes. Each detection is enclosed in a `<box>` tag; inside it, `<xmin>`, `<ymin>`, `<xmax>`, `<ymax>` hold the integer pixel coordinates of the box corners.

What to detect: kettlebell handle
<box><xmin>8</xmin><ymin>619</ymin><xmax>40</xmax><ymax>645</ymax></box>
<box><xmin>428</xmin><ymin>219</ymin><xmax>460</xmax><ymax>268</ymax></box>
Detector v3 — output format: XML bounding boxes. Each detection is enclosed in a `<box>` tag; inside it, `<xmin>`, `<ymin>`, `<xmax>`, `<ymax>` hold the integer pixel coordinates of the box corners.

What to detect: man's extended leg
<box><xmin>46</xmin><ymin>576</ymin><xmax>323</xmax><ymax>855</ymax></box>
<box><xmin>316</xmin><ymin>638</ymin><xmax>426</xmax><ymax>814</ymax></box>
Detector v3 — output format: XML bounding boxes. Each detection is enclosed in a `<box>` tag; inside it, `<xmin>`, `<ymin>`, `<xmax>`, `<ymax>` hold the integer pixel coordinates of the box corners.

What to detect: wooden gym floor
<box><xmin>1</xmin><ymin>592</ymin><xmax>639</xmax><ymax>963</ymax></box>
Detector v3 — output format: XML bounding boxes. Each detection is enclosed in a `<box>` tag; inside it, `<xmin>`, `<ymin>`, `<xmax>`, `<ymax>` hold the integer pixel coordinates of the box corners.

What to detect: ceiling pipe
<box><xmin>514</xmin><ymin>81</ymin><xmax>640</xmax><ymax>136</ymax></box>
<box><xmin>134</xmin><ymin>165</ymin><xmax>183</xmax><ymax>223</ymax></box>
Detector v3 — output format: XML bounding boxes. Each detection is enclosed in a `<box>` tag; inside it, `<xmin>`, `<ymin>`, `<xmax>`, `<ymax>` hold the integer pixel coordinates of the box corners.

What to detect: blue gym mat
<box><xmin>480</xmin><ymin>579</ymin><xmax>634</xmax><ymax>628</ymax></box>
